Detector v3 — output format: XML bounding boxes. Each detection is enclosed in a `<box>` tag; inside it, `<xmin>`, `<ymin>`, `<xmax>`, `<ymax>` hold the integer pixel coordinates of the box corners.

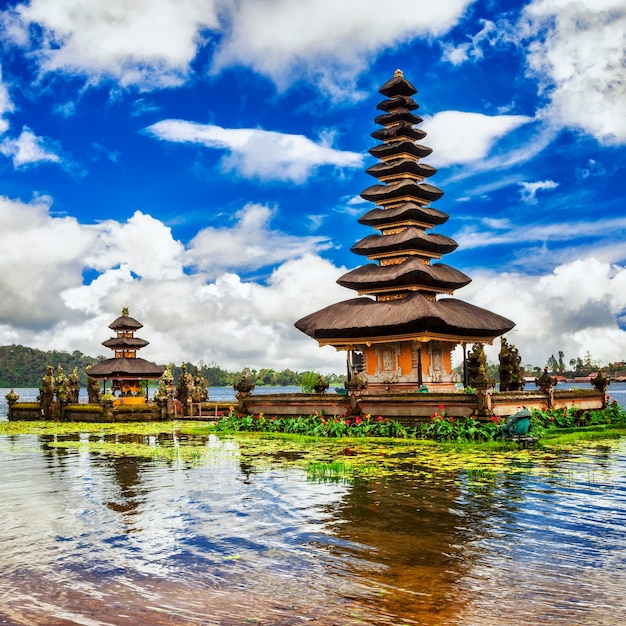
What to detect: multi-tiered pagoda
<box><xmin>295</xmin><ymin>71</ymin><xmax>514</xmax><ymax>392</ymax></box>
<box><xmin>88</xmin><ymin>307</ymin><xmax>164</xmax><ymax>402</ymax></box>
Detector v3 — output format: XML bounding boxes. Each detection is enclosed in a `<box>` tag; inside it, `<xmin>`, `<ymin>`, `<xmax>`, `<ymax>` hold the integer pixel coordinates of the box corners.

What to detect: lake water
<box><xmin>0</xmin><ymin>428</ymin><xmax>624</xmax><ymax>625</ymax></box>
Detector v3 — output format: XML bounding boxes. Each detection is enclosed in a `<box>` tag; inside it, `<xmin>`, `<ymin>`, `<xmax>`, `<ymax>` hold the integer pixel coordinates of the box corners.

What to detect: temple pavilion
<box><xmin>295</xmin><ymin>71</ymin><xmax>515</xmax><ymax>392</ymax></box>
<box><xmin>88</xmin><ymin>308</ymin><xmax>164</xmax><ymax>403</ymax></box>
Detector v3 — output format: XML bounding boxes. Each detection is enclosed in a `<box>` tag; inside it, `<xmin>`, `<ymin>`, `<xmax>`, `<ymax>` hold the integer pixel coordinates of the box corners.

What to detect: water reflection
<box><xmin>0</xmin><ymin>433</ymin><xmax>624</xmax><ymax>625</ymax></box>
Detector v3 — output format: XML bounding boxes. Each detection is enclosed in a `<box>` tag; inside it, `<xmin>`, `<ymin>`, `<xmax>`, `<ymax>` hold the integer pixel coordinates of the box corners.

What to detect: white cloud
<box><xmin>210</xmin><ymin>0</ymin><xmax>475</xmax><ymax>97</ymax></box>
<box><xmin>85</xmin><ymin>211</ymin><xmax>185</xmax><ymax>281</ymax></box>
<box><xmin>522</xmin><ymin>0</ymin><xmax>626</xmax><ymax>144</ymax></box>
<box><xmin>454</xmin><ymin>215</ymin><xmax>626</xmax><ymax>252</ymax></box>
<box><xmin>187</xmin><ymin>203</ymin><xmax>331</xmax><ymax>276</ymax></box>
<box><xmin>2</xmin><ymin>0</ymin><xmax>475</xmax><ymax>97</ymax></box>
<box><xmin>0</xmin><ymin>66</ymin><xmax>14</xmax><ymax>135</ymax></box>
<box><xmin>421</xmin><ymin>111</ymin><xmax>533</xmax><ymax>167</ymax></box>
<box><xmin>146</xmin><ymin>119</ymin><xmax>363</xmax><ymax>183</ymax></box>
<box><xmin>441</xmin><ymin>19</ymin><xmax>498</xmax><ymax>65</ymax></box>
<box><xmin>0</xmin><ymin>193</ymin><xmax>348</xmax><ymax>372</ymax></box>
<box><xmin>462</xmin><ymin>257</ymin><xmax>626</xmax><ymax>367</ymax></box>
<box><xmin>4</xmin><ymin>0</ymin><xmax>220</xmax><ymax>89</ymax></box>
<box><xmin>0</xmin><ymin>126</ymin><xmax>62</xmax><ymax>168</ymax></box>
<box><xmin>0</xmin><ymin>195</ymin><xmax>95</xmax><ymax>328</ymax></box>
<box><xmin>518</xmin><ymin>179</ymin><xmax>559</xmax><ymax>204</ymax></box>
<box><xmin>3</xmin><ymin>191</ymin><xmax>626</xmax><ymax>374</ymax></box>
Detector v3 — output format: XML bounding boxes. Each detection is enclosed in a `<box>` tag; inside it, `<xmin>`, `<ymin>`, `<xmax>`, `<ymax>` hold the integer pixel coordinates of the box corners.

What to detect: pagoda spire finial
<box><xmin>394</xmin><ymin>68</ymin><xmax>403</xmax><ymax>77</ymax></box>
<box><xmin>122</xmin><ymin>307</ymin><xmax>129</xmax><ymax>317</ymax></box>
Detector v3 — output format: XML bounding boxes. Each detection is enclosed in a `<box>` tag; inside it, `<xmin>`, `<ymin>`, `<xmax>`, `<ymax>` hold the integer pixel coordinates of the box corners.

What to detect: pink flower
<box><xmin>377</xmin><ymin>416</ymin><xmax>383</xmax><ymax>421</ymax></box>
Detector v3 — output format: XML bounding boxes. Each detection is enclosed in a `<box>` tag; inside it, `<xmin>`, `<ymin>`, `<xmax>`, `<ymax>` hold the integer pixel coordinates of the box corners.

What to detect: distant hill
<box><xmin>0</xmin><ymin>345</ymin><xmax>105</xmax><ymax>388</ymax></box>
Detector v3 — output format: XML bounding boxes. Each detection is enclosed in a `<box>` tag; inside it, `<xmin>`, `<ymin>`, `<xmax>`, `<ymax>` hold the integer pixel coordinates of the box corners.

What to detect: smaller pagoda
<box><xmin>88</xmin><ymin>308</ymin><xmax>164</xmax><ymax>404</ymax></box>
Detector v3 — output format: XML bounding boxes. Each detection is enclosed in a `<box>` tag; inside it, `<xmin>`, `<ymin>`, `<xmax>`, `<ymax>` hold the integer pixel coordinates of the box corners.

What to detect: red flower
<box><xmin>438</xmin><ymin>404</ymin><xmax>445</xmax><ymax>410</ymax></box>
<box><xmin>355</xmin><ymin>417</ymin><xmax>362</xmax><ymax>425</ymax></box>
<box><xmin>377</xmin><ymin>416</ymin><xmax>383</xmax><ymax>421</ymax></box>
<box><xmin>345</xmin><ymin>419</ymin><xmax>351</xmax><ymax>425</ymax></box>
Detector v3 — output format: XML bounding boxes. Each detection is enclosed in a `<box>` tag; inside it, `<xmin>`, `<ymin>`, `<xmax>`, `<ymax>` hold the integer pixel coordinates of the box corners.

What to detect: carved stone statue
<box><xmin>176</xmin><ymin>363</ymin><xmax>195</xmax><ymax>416</ymax></box>
<box><xmin>192</xmin><ymin>368</ymin><xmax>209</xmax><ymax>403</ymax></box>
<box><xmin>39</xmin><ymin>365</ymin><xmax>56</xmax><ymax>419</ymax></box>
<box><xmin>87</xmin><ymin>375</ymin><xmax>101</xmax><ymax>404</ymax></box>
<box><xmin>67</xmin><ymin>367</ymin><xmax>81</xmax><ymax>404</ymax></box>
<box><xmin>499</xmin><ymin>337</ymin><xmax>524</xmax><ymax>392</ymax></box>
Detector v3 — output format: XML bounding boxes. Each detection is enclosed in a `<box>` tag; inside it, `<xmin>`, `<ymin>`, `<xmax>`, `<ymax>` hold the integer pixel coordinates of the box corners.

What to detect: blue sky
<box><xmin>0</xmin><ymin>0</ymin><xmax>625</xmax><ymax>373</ymax></box>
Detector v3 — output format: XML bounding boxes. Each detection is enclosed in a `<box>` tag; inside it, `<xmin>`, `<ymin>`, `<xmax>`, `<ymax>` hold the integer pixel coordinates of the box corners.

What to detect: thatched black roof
<box><xmin>379</xmin><ymin>73</ymin><xmax>417</xmax><ymax>97</ymax></box>
<box><xmin>358</xmin><ymin>203</ymin><xmax>449</xmax><ymax>229</ymax></box>
<box><xmin>337</xmin><ymin>260</ymin><xmax>471</xmax><ymax>292</ymax></box>
<box><xmin>361</xmin><ymin>180</ymin><xmax>444</xmax><ymax>205</ymax></box>
<box><xmin>371</xmin><ymin>122</ymin><xmax>426</xmax><ymax>143</ymax></box>
<box><xmin>351</xmin><ymin>228</ymin><xmax>458</xmax><ymax>257</ymax></box>
<box><xmin>295</xmin><ymin>294</ymin><xmax>515</xmax><ymax>342</ymax></box>
<box><xmin>369</xmin><ymin>140</ymin><xmax>432</xmax><ymax>161</ymax></box>
<box><xmin>376</xmin><ymin>95</ymin><xmax>418</xmax><ymax>112</ymax></box>
<box><xmin>102</xmin><ymin>337</ymin><xmax>149</xmax><ymax>349</ymax></box>
<box><xmin>109</xmin><ymin>315</ymin><xmax>143</xmax><ymax>331</ymax></box>
<box><xmin>374</xmin><ymin>109</ymin><xmax>423</xmax><ymax>127</ymax></box>
<box><xmin>366</xmin><ymin>159</ymin><xmax>437</xmax><ymax>180</ymax></box>
<box><xmin>88</xmin><ymin>357</ymin><xmax>164</xmax><ymax>379</ymax></box>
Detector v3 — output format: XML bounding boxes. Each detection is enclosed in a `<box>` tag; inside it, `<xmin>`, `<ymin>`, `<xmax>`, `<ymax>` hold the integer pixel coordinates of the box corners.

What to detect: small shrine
<box><xmin>295</xmin><ymin>71</ymin><xmax>515</xmax><ymax>392</ymax></box>
<box><xmin>88</xmin><ymin>307</ymin><xmax>164</xmax><ymax>404</ymax></box>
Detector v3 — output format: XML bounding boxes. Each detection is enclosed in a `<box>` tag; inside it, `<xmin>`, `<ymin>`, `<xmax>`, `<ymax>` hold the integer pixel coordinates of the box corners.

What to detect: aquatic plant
<box><xmin>419</xmin><ymin>405</ymin><xmax>501</xmax><ymax>442</ymax></box>
<box><xmin>531</xmin><ymin>401</ymin><xmax>626</xmax><ymax>432</ymax></box>
<box><xmin>214</xmin><ymin>410</ymin><xmax>409</xmax><ymax>438</ymax></box>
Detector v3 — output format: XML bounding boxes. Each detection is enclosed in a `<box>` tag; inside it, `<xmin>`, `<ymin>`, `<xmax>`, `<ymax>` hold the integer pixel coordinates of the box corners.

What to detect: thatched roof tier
<box><xmin>366</xmin><ymin>159</ymin><xmax>436</xmax><ymax>181</ymax></box>
<box><xmin>359</xmin><ymin>203</ymin><xmax>449</xmax><ymax>229</ymax></box>
<box><xmin>376</xmin><ymin>95</ymin><xmax>418</xmax><ymax>112</ymax></box>
<box><xmin>295</xmin><ymin>294</ymin><xmax>515</xmax><ymax>345</ymax></box>
<box><xmin>351</xmin><ymin>228</ymin><xmax>458</xmax><ymax>258</ymax></box>
<box><xmin>369</xmin><ymin>140</ymin><xmax>432</xmax><ymax>161</ymax></box>
<box><xmin>109</xmin><ymin>315</ymin><xmax>143</xmax><ymax>331</ymax></box>
<box><xmin>374</xmin><ymin>109</ymin><xmax>423</xmax><ymax>127</ymax></box>
<box><xmin>337</xmin><ymin>260</ymin><xmax>471</xmax><ymax>293</ymax></box>
<box><xmin>361</xmin><ymin>180</ymin><xmax>444</xmax><ymax>205</ymax></box>
<box><xmin>102</xmin><ymin>337</ymin><xmax>149</xmax><ymax>349</ymax></box>
<box><xmin>88</xmin><ymin>357</ymin><xmax>165</xmax><ymax>379</ymax></box>
<box><xmin>379</xmin><ymin>73</ymin><xmax>418</xmax><ymax>97</ymax></box>
<box><xmin>371</xmin><ymin>122</ymin><xmax>426</xmax><ymax>143</ymax></box>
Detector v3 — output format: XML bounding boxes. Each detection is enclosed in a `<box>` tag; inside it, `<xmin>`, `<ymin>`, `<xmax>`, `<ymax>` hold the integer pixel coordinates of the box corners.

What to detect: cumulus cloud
<box><xmin>0</xmin><ymin>193</ymin><xmax>349</xmax><ymax>372</ymax></box>
<box><xmin>187</xmin><ymin>203</ymin><xmax>332</xmax><ymax>276</ymax></box>
<box><xmin>3</xmin><ymin>191</ymin><xmax>626</xmax><ymax>373</ymax></box>
<box><xmin>1</xmin><ymin>0</ymin><xmax>475</xmax><ymax>97</ymax></box>
<box><xmin>145</xmin><ymin>120</ymin><xmax>363</xmax><ymax>183</ymax></box>
<box><xmin>421</xmin><ymin>111</ymin><xmax>533</xmax><ymax>167</ymax></box>
<box><xmin>0</xmin><ymin>195</ymin><xmax>95</xmax><ymax>329</ymax></box>
<box><xmin>518</xmin><ymin>179</ymin><xmax>559</xmax><ymax>204</ymax></box>
<box><xmin>3</xmin><ymin>0</ymin><xmax>220</xmax><ymax>89</ymax></box>
<box><xmin>85</xmin><ymin>211</ymin><xmax>185</xmax><ymax>281</ymax></box>
<box><xmin>522</xmin><ymin>0</ymin><xmax>626</xmax><ymax>144</ymax></box>
<box><xmin>0</xmin><ymin>126</ymin><xmax>62</xmax><ymax>168</ymax></box>
<box><xmin>212</xmin><ymin>0</ymin><xmax>474</xmax><ymax>97</ymax></box>
<box><xmin>462</xmin><ymin>258</ymin><xmax>626</xmax><ymax>366</ymax></box>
